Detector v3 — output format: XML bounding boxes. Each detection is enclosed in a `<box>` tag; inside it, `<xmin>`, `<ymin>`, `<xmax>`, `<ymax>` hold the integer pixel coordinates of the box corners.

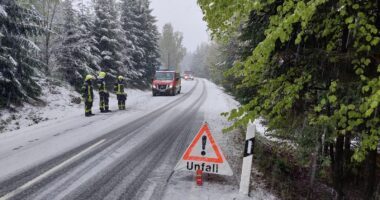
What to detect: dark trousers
<box><xmin>99</xmin><ymin>92</ymin><xmax>109</xmax><ymax>112</ymax></box>
<box><xmin>85</xmin><ymin>101</ymin><xmax>93</xmax><ymax>116</ymax></box>
<box><xmin>117</xmin><ymin>94</ymin><xmax>126</xmax><ymax>110</ymax></box>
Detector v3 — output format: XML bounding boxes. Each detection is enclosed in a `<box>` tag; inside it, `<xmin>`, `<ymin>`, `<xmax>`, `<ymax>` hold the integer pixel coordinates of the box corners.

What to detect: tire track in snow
<box><xmin>0</xmin><ymin>80</ymin><xmax>200</xmax><ymax>199</ymax></box>
<box><xmin>66</xmin><ymin>80</ymin><xmax>207</xmax><ymax>200</ymax></box>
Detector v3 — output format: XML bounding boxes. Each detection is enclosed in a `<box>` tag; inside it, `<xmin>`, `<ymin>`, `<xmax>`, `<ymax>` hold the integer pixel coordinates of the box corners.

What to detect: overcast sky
<box><xmin>76</xmin><ymin>0</ymin><xmax>209</xmax><ymax>52</ymax></box>
<box><xmin>150</xmin><ymin>0</ymin><xmax>210</xmax><ymax>52</ymax></box>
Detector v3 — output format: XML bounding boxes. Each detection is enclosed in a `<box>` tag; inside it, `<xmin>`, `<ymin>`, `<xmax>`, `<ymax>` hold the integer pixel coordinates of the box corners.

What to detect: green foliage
<box><xmin>199</xmin><ymin>0</ymin><xmax>380</xmax><ymax>164</ymax></box>
<box><xmin>198</xmin><ymin>0</ymin><xmax>271</xmax><ymax>40</ymax></box>
<box><xmin>199</xmin><ymin>1</ymin><xmax>380</xmax><ymax>196</ymax></box>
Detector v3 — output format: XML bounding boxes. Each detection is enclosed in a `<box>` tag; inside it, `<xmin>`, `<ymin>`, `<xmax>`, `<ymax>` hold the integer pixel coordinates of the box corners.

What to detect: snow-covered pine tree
<box><xmin>55</xmin><ymin>0</ymin><xmax>100</xmax><ymax>90</ymax></box>
<box><xmin>77</xmin><ymin>3</ymin><xmax>101</xmax><ymax>77</ymax></box>
<box><xmin>0</xmin><ymin>0</ymin><xmax>44</xmax><ymax>107</ymax></box>
<box><xmin>120</xmin><ymin>0</ymin><xmax>160</xmax><ymax>87</ymax></box>
<box><xmin>120</xmin><ymin>0</ymin><xmax>145</xmax><ymax>86</ymax></box>
<box><xmin>140</xmin><ymin>0</ymin><xmax>160</xmax><ymax>82</ymax></box>
<box><xmin>93</xmin><ymin>0</ymin><xmax>125</xmax><ymax>81</ymax></box>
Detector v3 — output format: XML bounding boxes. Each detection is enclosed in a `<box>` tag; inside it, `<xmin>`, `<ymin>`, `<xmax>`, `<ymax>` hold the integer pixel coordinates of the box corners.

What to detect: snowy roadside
<box><xmin>0</xmin><ymin>79</ymin><xmax>80</xmax><ymax>133</ymax></box>
<box><xmin>162</xmin><ymin>80</ymin><xmax>277</xmax><ymax>200</ymax></box>
<box><xmin>0</xmin><ymin>78</ymin><xmax>149</xmax><ymax>134</ymax></box>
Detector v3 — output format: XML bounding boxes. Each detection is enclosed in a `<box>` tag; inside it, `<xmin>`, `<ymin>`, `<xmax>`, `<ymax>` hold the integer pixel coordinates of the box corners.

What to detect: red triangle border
<box><xmin>182</xmin><ymin>123</ymin><xmax>224</xmax><ymax>163</ymax></box>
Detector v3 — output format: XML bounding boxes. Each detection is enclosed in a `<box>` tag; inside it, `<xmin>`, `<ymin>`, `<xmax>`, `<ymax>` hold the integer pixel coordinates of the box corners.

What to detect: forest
<box><xmin>0</xmin><ymin>0</ymin><xmax>162</xmax><ymax>107</ymax></box>
<box><xmin>194</xmin><ymin>0</ymin><xmax>380</xmax><ymax>199</ymax></box>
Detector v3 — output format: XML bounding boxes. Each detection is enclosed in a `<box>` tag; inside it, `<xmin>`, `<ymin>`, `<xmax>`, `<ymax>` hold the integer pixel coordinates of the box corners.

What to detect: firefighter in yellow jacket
<box><xmin>97</xmin><ymin>71</ymin><xmax>111</xmax><ymax>112</ymax></box>
<box><xmin>114</xmin><ymin>76</ymin><xmax>127</xmax><ymax>110</ymax></box>
<box><xmin>81</xmin><ymin>75</ymin><xmax>95</xmax><ymax>117</ymax></box>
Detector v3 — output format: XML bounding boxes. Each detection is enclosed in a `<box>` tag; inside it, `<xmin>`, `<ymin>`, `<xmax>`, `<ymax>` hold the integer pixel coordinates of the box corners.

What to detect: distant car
<box><xmin>152</xmin><ymin>71</ymin><xmax>181</xmax><ymax>96</ymax></box>
<box><xmin>183</xmin><ymin>71</ymin><xmax>194</xmax><ymax>80</ymax></box>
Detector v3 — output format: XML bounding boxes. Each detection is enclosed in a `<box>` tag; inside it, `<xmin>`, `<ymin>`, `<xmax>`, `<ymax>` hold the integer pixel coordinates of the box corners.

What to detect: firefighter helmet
<box><xmin>85</xmin><ymin>75</ymin><xmax>94</xmax><ymax>81</ymax></box>
<box><xmin>98</xmin><ymin>71</ymin><xmax>107</xmax><ymax>78</ymax></box>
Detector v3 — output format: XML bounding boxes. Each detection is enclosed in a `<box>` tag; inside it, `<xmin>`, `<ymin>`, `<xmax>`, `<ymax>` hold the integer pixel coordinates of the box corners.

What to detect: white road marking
<box><xmin>0</xmin><ymin>139</ymin><xmax>106</xmax><ymax>200</ymax></box>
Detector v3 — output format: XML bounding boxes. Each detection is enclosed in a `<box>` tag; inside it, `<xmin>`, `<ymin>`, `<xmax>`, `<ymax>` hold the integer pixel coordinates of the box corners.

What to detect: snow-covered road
<box><xmin>0</xmin><ymin>79</ymin><xmax>275</xmax><ymax>200</ymax></box>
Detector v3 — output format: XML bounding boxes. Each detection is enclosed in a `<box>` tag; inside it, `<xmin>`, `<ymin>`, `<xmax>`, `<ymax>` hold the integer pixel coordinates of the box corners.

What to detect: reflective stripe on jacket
<box><xmin>97</xmin><ymin>78</ymin><xmax>107</xmax><ymax>92</ymax></box>
<box><xmin>81</xmin><ymin>81</ymin><xmax>94</xmax><ymax>102</ymax></box>
<box><xmin>114</xmin><ymin>81</ymin><xmax>125</xmax><ymax>95</ymax></box>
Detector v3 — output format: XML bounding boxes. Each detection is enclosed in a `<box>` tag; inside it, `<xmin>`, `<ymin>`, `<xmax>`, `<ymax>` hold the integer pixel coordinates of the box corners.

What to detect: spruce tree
<box><xmin>120</xmin><ymin>0</ymin><xmax>145</xmax><ymax>84</ymax></box>
<box><xmin>77</xmin><ymin>3</ymin><xmax>101</xmax><ymax>77</ymax></box>
<box><xmin>120</xmin><ymin>0</ymin><xmax>160</xmax><ymax>86</ymax></box>
<box><xmin>0</xmin><ymin>0</ymin><xmax>44</xmax><ymax>107</ymax></box>
<box><xmin>140</xmin><ymin>0</ymin><xmax>160</xmax><ymax>82</ymax></box>
<box><xmin>55</xmin><ymin>0</ymin><xmax>100</xmax><ymax>90</ymax></box>
<box><xmin>93</xmin><ymin>0</ymin><xmax>125</xmax><ymax>80</ymax></box>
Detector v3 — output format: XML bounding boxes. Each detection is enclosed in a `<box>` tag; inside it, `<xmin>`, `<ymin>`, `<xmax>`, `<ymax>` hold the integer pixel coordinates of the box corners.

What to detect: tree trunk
<box><xmin>365</xmin><ymin>149</ymin><xmax>377</xmax><ymax>199</ymax></box>
<box><xmin>329</xmin><ymin>142</ymin><xmax>335</xmax><ymax>167</ymax></box>
<box><xmin>43</xmin><ymin>0</ymin><xmax>59</xmax><ymax>75</ymax></box>
<box><xmin>376</xmin><ymin>0</ymin><xmax>380</xmax><ymax>28</ymax></box>
<box><xmin>375</xmin><ymin>179</ymin><xmax>380</xmax><ymax>200</ymax></box>
<box><xmin>344</xmin><ymin>132</ymin><xmax>352</xmax><ymax>181</ymax></box>
<box><xmin>333</xmin><ymin>134</ymin><xmax>345</xmax><ymax>199</ymax></box>
<box><xmin>307</xmin><ymin>140</ymin><xmax>320</xmax><ymax>199</ymax></box>
<box><xmin>45</xmin><ymin>35</ymin><xmax>50</xmax><ymax>73</ymax></box>
<box><xmin>324</xmin><ymin>143</ymin><xmax>329</xmax><ymax>158</ymax></box>
<box><xmin>6</xmin><ymin>92</ymin><xmax>11</xmax><ymax>107</ymax></box>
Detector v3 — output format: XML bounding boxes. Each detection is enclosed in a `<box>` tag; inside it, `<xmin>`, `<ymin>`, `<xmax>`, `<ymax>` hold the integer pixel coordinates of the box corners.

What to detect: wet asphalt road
<box><xmin>0</xmin><ymin>80</ymin><xmax>207</xmax><ymax>200</ymax></box>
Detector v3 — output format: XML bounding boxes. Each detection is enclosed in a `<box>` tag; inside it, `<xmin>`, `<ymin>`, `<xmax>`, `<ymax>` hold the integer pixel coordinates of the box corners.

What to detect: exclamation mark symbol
<box><xmin>201</xmin><ymin>135</ymin><xmax>207</xmax><ymax>156</ymax></box>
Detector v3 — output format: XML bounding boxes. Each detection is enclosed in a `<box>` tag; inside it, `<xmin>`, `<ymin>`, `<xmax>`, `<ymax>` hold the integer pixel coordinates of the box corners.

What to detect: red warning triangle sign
<box><xmin>182</xmin><ymin>123</ymin><xmax>224</xmax><ymax>163</ymax></box>
<box><xmin>175</xmin><ymin>123</ymin><xmax>233</xmax><ymax>176</ymax></box>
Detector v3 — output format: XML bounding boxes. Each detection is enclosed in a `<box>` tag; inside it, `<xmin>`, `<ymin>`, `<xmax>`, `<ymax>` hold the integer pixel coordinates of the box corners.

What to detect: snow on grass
<box><xmin>253</xmin><ymin>118</ymin><xmax>268</xmax><ymax>136</ymax></box>
<box><xmin>0</xmin><ymin>79</ymin><xmax>81</xmax><ymax>133</ymax></box>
